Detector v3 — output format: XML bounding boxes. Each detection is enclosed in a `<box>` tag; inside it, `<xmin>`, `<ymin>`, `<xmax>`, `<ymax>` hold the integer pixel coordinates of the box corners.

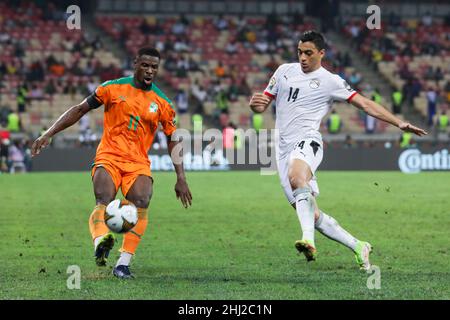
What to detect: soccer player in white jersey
<box><xmin>249</xmin><ymin>31</ymin><xmax>427</xmax><ymax>270</ymax></box>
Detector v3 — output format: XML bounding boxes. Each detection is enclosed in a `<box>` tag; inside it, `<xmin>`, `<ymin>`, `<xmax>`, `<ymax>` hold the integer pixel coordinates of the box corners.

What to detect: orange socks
<box><xmin>120</xmin><ymin>208</ymin><xmax>148</xmax><ymax>255</ymax></box>
<box><xmin>88</xmin><ymin>204</ymin><xmax>109</xmax><ymax>241</ymax></box>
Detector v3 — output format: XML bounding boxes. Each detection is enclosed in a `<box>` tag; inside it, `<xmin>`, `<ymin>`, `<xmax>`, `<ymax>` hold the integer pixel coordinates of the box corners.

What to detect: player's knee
<box><xmin>133</xmin><ymin>198</ymin><xmax>150</xmax><ymax>209</ymax></box>
<box><xmin>288</xmin><ymin>173</ymin><xmax>309</xmax><ymax>190</ymax></box>
<box><xmin>127</xmin><ymin>193</ymin><xmax>152</xmax><ymax>209</ymax></box>
<box><xmin>94</xmin><ymin>191</ymin><xmax>115</xmax><ymax>206</ymax></box>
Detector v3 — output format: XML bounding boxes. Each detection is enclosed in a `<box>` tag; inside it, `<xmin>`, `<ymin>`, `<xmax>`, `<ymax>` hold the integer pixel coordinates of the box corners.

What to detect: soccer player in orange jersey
<box><xmin>31</xmin><ymin>47</ymin><xmax>192</xmax><ymax>279</ymax></box>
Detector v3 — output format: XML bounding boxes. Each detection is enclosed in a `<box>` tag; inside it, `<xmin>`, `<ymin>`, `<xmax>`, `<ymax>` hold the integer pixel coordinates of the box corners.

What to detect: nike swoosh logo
<box><xmin>297</xmin><ymin>198</ymin><xmax>308</xmax><ymax>203</ymax></box>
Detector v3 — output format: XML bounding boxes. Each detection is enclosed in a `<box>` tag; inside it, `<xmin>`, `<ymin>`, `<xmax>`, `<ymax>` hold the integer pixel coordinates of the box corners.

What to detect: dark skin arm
<box><xmin>31</xmin><ymin>99</ymin><xmax>91</xmax><ymax>156</ymax></box>
<box><xmin>167</xmin><ymin>135</ymin><xmax>192</xmax><ymax>208</ymax></box>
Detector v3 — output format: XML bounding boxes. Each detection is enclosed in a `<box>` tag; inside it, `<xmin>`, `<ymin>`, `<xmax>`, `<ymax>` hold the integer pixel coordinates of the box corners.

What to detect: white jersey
<box><xmin>264</xmin><ymin>63</ymin><xmax>357</xmax><ymax>159</ymax></box>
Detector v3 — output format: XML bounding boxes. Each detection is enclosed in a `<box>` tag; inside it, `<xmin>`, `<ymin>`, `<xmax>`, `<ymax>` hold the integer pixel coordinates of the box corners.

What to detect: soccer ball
<box><xmin>105</xmin><ymin>199</ymin><xmax>138</xmax><ymax>233</ymax></box>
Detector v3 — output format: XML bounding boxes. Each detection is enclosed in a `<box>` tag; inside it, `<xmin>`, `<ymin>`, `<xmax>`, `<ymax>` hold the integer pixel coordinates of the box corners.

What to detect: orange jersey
<box><xmin>90</xmin><ymin>76</ymin><xmax>176</xmax><ymax>166</ymax></box>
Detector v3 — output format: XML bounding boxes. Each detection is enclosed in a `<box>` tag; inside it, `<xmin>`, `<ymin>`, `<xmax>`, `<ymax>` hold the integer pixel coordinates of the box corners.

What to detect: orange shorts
<box><xmin>91</xmin><ymin>158</ymin><xmax>151</xmax><ymax>197</ymax></box>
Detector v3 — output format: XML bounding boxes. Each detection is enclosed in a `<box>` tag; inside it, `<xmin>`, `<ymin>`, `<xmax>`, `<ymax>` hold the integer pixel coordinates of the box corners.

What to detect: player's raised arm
<box><xmin>249</xmin><ymin>92</ymin><xmax>272</xmax><ymax>113</ymax></box>
<box><xmin>31</xmin><ymin>99</ymin><xmax>92</xmax><ymax>156</ymax></box>
<box><xmin>349</xmin><ymin>93</ymin><xmax>427</xmax><ymax>136</ymax></box>
<box><xmin>167</xmin><ymin>135</ymin><xmax>192</xmax><ymax>208</ymax></box>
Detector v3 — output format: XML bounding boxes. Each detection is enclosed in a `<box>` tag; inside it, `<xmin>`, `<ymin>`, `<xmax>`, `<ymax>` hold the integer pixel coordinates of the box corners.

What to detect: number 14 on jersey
<box><xmin>287</xmin><ymin>87</ymin><xmax>299</xmax><ymax>102</ymax></box>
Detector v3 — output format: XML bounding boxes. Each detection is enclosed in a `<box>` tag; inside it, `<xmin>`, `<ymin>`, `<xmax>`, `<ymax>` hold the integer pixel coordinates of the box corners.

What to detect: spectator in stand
<box><xmin>226</xmin><ymin>40</ymin><xmax>238</xmax><ymax>55</ymax></box>
<box><xmin>6</xmin><ymin>111</ymin><xmax>22</xmax><ymax>133</ymax></box>
<box><xmin>228</xmin><ymin>65</ymin><xmax>239</xmax><ymax>81</ymax></box>
<box><xmin>27</xmin><ymin>61</ymin><xmax>45</xmax><ymax>82</ymax></box>
<box><xmin>238</xmin><ymin>78</ymin><xmax>251</xmax><ymax>97</ymax></box>
<box><xmin>86</xmin><ymin>78</ymin><xmax>97</xmax><ymax>95</ymax></box>
<box><xmin>29</xmin><ymin>84</ymin><xmax>44</xmax><ymax>100</ymax></box>
<box><xmin>187</xmin><ymin>55</ymin><xmax>201</xmax><ymax>72</ymax></box>
<box><xmin>436</xmin><ymin>109</ymin><xmax>449</xmax><ymax>133</ymax></box>
<box><xmin>434</xmin><ymin>67</ymin><xmax>444</xmax><ymax>82</ymax></box>
<box><xmin>0</xmin><ymin>122</ymin><xmax>10</xmax><ymax>141</ymax></box>
<box><xmin>174</xmin><ymin>37</ymin><xmax>190</xmax><ymax>53</ymax></box>
<box><xmin>445</xmin><ymin>81</ymin><xmax>450</xmax><ymax>103</ymax></box>
<box><xmin>172</xmin><ymin>17</ymin><xmax>188</xmax><ymax>35</ymax></box>
<box><xmin>215</xmin><ymin>62</ymin><xmax>226</xmax><ymax>78</ymax></box>
<box><xmin>64</xmin><ymin>80</ymin><xmax>77</xmax><ymax>99</ymax></box>
<box><xmin>78</xmin><ymin>114</ymin><xmax>97</xmax><ymax>148</ymax></box>
<box><xmin>326</xmin><ymin>109</ymin><xmax>342</xmax><ymax>134</ymax></box>
<box><xmin>164</xmin><ymin>53</ymin><xmax>178</xmax><ymax>73</ymax></box>
<box><xmin>245</xmin><ymin>29</ymin><xmax>257</xmax><ymax>44</ymax></box>
<box><xmin>214</xmin><ymin>14</ymin><xmax>228</xmax><ymax>31</ymax></box>
<box><xmin>422</xmin><ymin>11</ymin><xmax>433</xmax><ymax>27</ymax></box>
<box><xmin>342</xmin><ymin>52</ymin><xmax>352</xmax><ymax>68</ymax></box>
<box><xmin>228</xmin><ymin>81</ymin><xmax>239</xmax><ymax>102</ymax></box>
<box><xmin>0</xmin><ymin>124</ymin><xmax>10</xmax><ymax>173</ymax></box>
<box><xmin>349</xmin><ymin>71</ymin><xmax>362</xmax><ymax>91</ymax></box>
<box><xmin>139</xmin><ymin>18</ymin><xmax>152</xmax><ymax>35</ymax></box>
<box><xmin>391</xmin><ymin>87</ymin><xmax>403</xmax><ymax>115</ymax></box>
<box><xmin>176</xmin><ymin>55</ymin><xmax>189</xmax><ymax>78</ymax></box>
<box><xmin>365</xmin><ymin>114</ymin><xmax>376</xmax><ymax>134</ymax></box>
<box><xmin>16</xmin><ymin>83</ymin><xmax>28</xmax><ymax>113</ymax></box>
<box><xmin>216</xmin><ymin>89</ymin><xmax>229</xmax><ymax>115</ymax></box>
<box><xmin>49</xmin><ymin>60</ymin><xmax>65</xmax><ymax>77</ymax></box>
<box><xmin>8</xmin><ymin>140</ymin><xmax>26</xmax><ymax>173</ymax></box>
<box><xmin>426</xmin><ymin>87</ymin><xmax>438</xmax><ymax>126</ymax></box>
<box><xmin>191</xmin><ymin>82</ymin><xmax>207</xmax><ymax>114</ymax></box>
<box><xmin>411</xmin><ymin>78</ymin><xmax>422</xmax><ymax>102</ymax></box>
<box><xmin>255</xmin><ymin>36</ymin><xmax>269</xmax><ymax>53</ymax></box>
<box><xmin>175</xmin><ymin>89</ymin><xmax>189</xmax><ymax>115</ymax></box>
<box><xmin>45</xmin><ymin>79</ymin><xmax>57</xmax><ymax>98</ymax></box>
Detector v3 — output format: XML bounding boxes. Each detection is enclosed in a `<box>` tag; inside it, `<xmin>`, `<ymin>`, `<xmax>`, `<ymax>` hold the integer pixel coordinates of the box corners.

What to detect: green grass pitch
<box><xmin>0</xmin><ymin>171</ymin><xmax>449</xmax><ymax>299</ymax></box>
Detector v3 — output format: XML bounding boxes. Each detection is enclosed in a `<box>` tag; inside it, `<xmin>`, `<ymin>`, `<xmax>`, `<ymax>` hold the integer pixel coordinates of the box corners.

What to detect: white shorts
<box><xmin>277</xmin><ymin>138</ymin><xmax>324</xmax><ymax>204</ymax></box>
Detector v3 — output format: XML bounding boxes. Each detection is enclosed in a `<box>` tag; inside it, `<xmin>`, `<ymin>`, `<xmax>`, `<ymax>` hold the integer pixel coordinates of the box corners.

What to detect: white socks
<box><xmin>116</xmin><ymin>252</ymin><xmax>133</xmax><ymax>267</ymax></box>
<box><xmin>94</xmin><ymin>236</ymin><xmax>133</xmax><ymax>267</ymax></box>
<box><xmin>293</xmin><ymin>187</ymin><xmax>316</xmax><ymax>247</ymax></box>
<box><xmin>293</xmin><ymin>187</ymin><xmax>359</xmax><ymax>251</ymax></box>
<box><xmin>315</xmin><ymin>210</ymin><xmax>358</xmax><ymax>251</ymax></box>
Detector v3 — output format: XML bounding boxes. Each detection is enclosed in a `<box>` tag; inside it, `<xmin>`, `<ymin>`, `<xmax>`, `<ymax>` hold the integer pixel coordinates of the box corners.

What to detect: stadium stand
<box><xmin>0</xmin><ymin>0</ymin><xmax>448</xmax><ymax>154</ymax></box>
<box><xmin>340</xmin><ymin>15</ymin><xmax>450</xmax><ymax>126</ymax></box>
<box><xmin>94</xmin><ymin>14</ymin><xmax>362</xmax><ymax>132</ymax></box>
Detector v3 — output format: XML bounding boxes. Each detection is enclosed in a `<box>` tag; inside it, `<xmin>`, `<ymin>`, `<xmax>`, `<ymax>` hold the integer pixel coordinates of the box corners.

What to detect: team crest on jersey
<box><xmin>309</xmin><ymin>79</ymin><xmax>320</xmax><ymax>89</ymax></box>
<box><xmin>149</xmin><ymin>102</ymin><xmax>158</xmax><ymax>113</ymax></box>
<box><xmin>268</xmin><ymin>77</ymin><xmax>276</xmax><ymax>90</ymax></box>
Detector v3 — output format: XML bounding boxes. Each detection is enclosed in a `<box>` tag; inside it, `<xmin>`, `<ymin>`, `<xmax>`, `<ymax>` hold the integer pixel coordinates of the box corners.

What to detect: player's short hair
<box><xmin>299</xmin><ymin>30</ymin><xmax>327</xmax><ymax>51</ymax></box>
<box><xmin>136</xmin><ymin>47</ymin><xmax>161</xmax><ymax>59</ymax></box>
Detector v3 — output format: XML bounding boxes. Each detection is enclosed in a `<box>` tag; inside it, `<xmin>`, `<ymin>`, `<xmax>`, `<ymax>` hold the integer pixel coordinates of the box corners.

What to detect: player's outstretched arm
<box><xmin>167</xmin><ymin>135</ymin><xmax>192</xmax><ymax>208</ymax></box>
<box><xmin>31</xmin><ymin>100</ymin><xmax>92</xmax><ymax>156</ymax></box>
<box><xmin>350</xmin><ymin>93</ymin><xmax>427</xmax><ymax>136</ymax></box>
<box><xmin>249</xmin><ymin>92</ymin><xmax>272</xmax><ymax>113</ymax></box>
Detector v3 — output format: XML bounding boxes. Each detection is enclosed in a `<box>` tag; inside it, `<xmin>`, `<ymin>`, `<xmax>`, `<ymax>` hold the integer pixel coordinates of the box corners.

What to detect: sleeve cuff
<box><xmin>346</xmin><ymin>92</ymin><xmax>358</xmax><ymax>103</ymax></box>
<box><xmin>264</xmin><ymin>91</ymin><xmax>276</xmax><ymax>99</ymax></box>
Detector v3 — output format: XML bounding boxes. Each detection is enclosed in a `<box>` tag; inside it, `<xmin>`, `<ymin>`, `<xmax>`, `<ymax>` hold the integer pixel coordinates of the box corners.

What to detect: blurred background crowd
<box><xmin>0</xmin><ymin>0</ymin><xmax>449</xmax><ymax>173</ymax></box>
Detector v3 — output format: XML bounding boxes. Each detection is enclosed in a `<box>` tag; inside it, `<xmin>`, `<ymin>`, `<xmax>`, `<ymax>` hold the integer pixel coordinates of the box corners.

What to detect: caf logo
<box><xmin>149</xmin><ymin>102</ymin><xmax>158</xmax><ymax>113</ymax></box>
<box><xmin>268</xmin><ymin>77</ymin><xmax>276</xmax><ymax>90</ymax></box>
<box><xmin>309</xmin><ymin>79</ymin><xmax>320</xmax><ymax>89</ymax></box>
